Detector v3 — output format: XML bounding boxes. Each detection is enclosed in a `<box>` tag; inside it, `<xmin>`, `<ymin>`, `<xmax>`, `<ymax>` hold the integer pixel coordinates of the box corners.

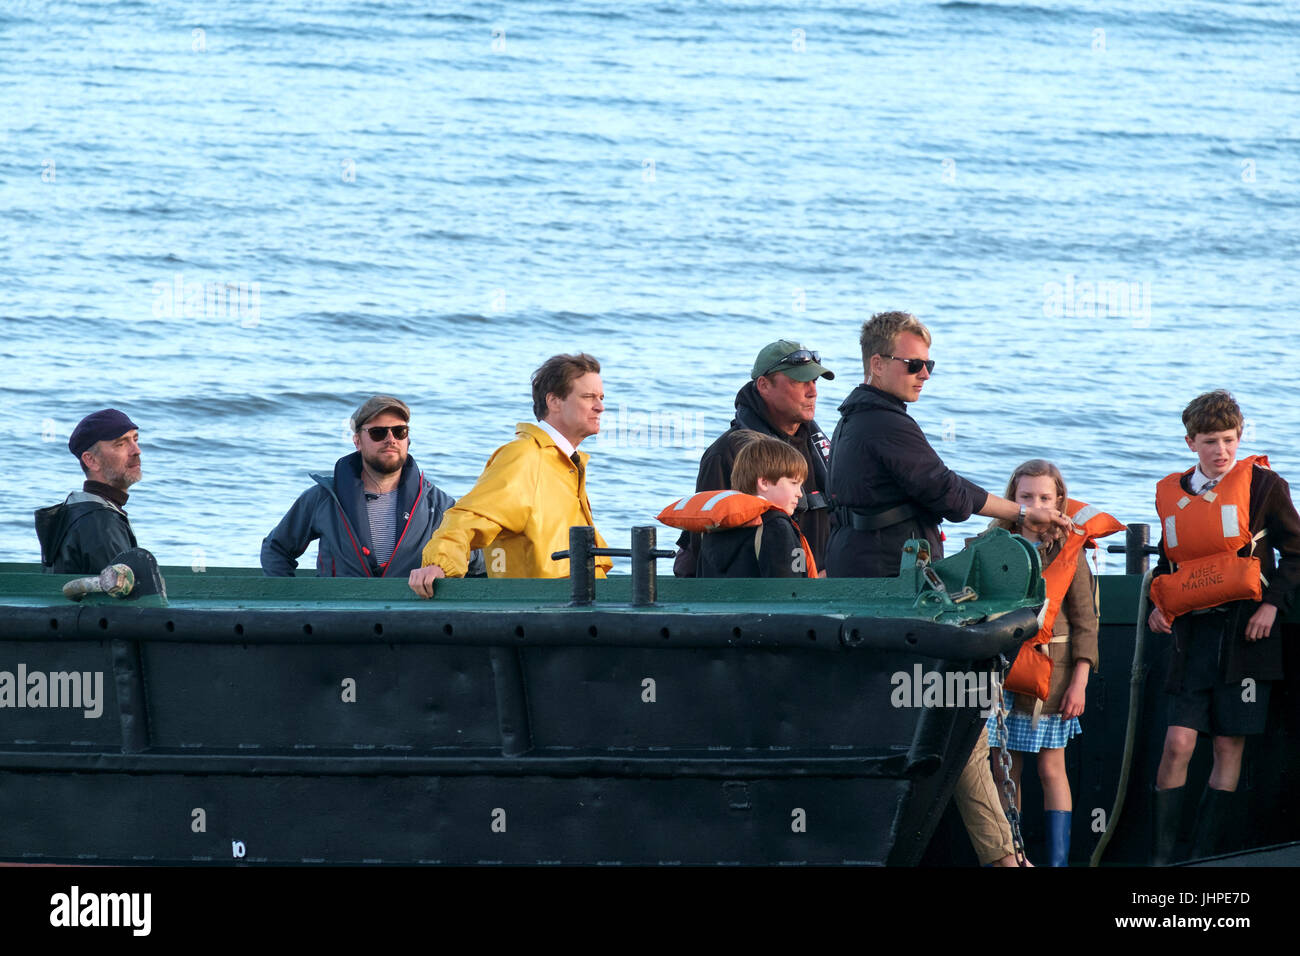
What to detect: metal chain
<box><xmin>992</xmin><ymin>654</ymin><xmax>1028</xmax><ymax>866</ymax></box>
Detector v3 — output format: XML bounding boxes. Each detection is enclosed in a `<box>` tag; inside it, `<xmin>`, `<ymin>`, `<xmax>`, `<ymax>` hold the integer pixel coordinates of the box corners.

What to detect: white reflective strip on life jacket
<box><xmin>1204</xmin><ymin>490</ymin><xmax>1218</xmax><ymax>503</ymax></box>
<box><xmin>1177</xmin><ymin>496</ymin><xmax>1191</xmax><ymax>510</ymax></box>
<box><xmin>672</xmin><ymin>497</ymin><xmax>691</xmax><ymax>511</ymax></box>
<box><xmin>1036</xmin><ymin>598</ymin><xmax>1051</xmax><ymax>630</ymax></box>
<box><xmin>1164</xmin><ymin>514</ymin><xmax>1179</xmax><ymax>549</ymax></box>
<box><xmin>1221</xmin><ymin>504</ymin><xmax>1239</xmax><ymax>539</ymax></box>
<box><xmin>702</xmin><ymin>490</ymin><xmax>739</xmax><ymax>511</ymax></box>
<box><xmin>1071</xmin><ymin>504</ymin><xmax>1101</xmax><ymax>526</ymax></box>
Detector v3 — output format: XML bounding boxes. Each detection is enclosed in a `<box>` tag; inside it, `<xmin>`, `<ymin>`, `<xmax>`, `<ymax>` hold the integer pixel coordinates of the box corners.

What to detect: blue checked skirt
<box><xmin>986</xmin><ymin>691</ymin><xmax>1081</xmax><ymax>752</ymax></box>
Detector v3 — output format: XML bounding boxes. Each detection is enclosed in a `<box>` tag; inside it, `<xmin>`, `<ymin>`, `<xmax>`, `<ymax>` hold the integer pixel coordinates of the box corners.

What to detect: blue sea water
<box><xmin>1</xmin><ymin>0</ymin><xmax>1297</xmax><ymax>569</ymax></box>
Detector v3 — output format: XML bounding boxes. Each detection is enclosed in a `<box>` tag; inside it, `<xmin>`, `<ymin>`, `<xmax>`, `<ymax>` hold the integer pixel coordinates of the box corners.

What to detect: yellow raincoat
<box><xmin>420</xmin><ymin>422</ymin><xmax>612</xmax><ymax>578</ymax></box>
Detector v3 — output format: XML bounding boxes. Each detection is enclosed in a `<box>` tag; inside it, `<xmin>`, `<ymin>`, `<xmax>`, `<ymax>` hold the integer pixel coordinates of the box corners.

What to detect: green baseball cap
<box><xmin>750</xmin><ymin>340</ymin><xmax>834</xmax><ymax>382</ymax></box>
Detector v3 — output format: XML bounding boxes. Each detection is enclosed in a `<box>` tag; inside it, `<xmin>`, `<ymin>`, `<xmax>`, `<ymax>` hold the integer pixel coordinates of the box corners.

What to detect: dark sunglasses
<box><xmin>884</xmin><ymin>355</ymin><xmax>935</xmax><ymax>375</ymax></box>
<box><xmin>364</xmin><ymin>425</ymin><xmax>409</xmax><ymax>441</ymax></box>
<box><xmin>761</xmin><ymin>349</ymin><xmax>820</xmax><ymax>377</ymax></box>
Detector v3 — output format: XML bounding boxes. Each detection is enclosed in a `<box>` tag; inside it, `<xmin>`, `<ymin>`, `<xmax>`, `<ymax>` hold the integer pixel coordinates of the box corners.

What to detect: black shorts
<box><xmin>1167</xmin><ymin>612</ymin><xmax>1271</xmax><ymax>737</ymax></box>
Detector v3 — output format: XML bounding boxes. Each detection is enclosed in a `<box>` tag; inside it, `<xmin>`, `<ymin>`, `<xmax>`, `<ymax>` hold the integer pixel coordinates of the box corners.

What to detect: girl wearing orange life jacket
<box><xmin>985</xmin><ymin>460</ymin><xmax>1121</xmax><ymax>867</ymax></box>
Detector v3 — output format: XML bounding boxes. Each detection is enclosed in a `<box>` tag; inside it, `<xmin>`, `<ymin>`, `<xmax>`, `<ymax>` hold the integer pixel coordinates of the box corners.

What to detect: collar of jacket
<box><xmin>83</xmin><ymin>480</ymin><xmax>129</xmax><ymax>510</ymax></box>
<box><xmin>311</xmin><ymin>452</ymin><xmax>425</xmax><ymax>567</ymax></box>
<box><xmin>838</xmin><ymin>383</ymin><xmax>908</xmax><ymax>417</ymax></box>
<box><xmin>517</xmin><ymin>421</ymin><xmax>590</xmax><ymax>468</ymax></box>
<box><xmin>732</xmin><ymin>380</ymin><xmax>831</xmax><ymax>474</ymax></box>
<box><xmin>64</xmin><ymin>489</ymin><xmax>129</xmax><ymax>517</ymax></box>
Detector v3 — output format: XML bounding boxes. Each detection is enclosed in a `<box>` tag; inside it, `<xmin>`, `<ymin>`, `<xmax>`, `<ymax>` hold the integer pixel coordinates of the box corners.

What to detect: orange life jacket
<box><xmin>1149</xmin><ymin>455</ymin><xmax>1267</xmax><ymax>621</ymax></box>
<box><xmin>1003</xmin><ymin>499</ymin><xmax>1124</xmax><ymax>700</ymax></box>
<box><xmin>657</xmin><ymin>490</ymin><xmax>818</xmax><ymax>578</ymax></box>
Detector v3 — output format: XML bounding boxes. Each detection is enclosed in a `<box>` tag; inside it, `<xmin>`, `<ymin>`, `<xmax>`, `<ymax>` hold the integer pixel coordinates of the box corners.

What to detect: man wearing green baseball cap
<box><xmin>673</xmin><ymin>339</ymin><xmax>834</xmax><ymax>577</ymax></box>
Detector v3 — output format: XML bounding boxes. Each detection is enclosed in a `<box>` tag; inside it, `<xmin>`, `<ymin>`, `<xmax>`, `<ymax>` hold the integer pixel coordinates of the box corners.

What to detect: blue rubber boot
<box><xmin>1044</xmin><ymin>810</ymin><xmax>1071</xmax><ymax>867</ymax></box>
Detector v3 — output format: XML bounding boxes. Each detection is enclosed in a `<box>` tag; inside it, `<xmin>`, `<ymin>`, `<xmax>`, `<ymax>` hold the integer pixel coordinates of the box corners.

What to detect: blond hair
<box><xmin>859</xmin><ymin>311</ymin><xmax>932</xmax><ymax>369</ymax></box>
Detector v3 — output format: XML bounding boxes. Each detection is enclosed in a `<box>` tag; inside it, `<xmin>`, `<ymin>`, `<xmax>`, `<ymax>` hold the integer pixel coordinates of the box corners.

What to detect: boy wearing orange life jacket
<box><xmin>659</xmin><ymin>431</ymin><xmax>817</xmax><ymax>579</ymax></box>
<box><xmin>1147</xmin><ymin>390</ymin><xmax>1300</xmax><ymax>864</ymax></box>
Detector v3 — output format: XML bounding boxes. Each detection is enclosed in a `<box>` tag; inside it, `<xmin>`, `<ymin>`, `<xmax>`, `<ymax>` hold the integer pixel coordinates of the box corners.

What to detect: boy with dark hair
<box><xmin>1147</xmin><ymin>390</ymin><xmax>1300</xmax><ymax>863</ymax></box>
<box><xmin>691</xmin><ymin>432</ymin><xmax>816</xmax><ymax>579</ymax></box>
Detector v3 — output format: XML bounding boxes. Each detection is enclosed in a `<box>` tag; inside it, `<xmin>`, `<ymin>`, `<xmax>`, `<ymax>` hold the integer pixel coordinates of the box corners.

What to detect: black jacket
<box><xmin>1155</xmin><ymin>464</ymin><xmax>1300</xmax><ymax>689</ymax></box>
<box><xmin>698</xmin><ymin>510</ymin><xmax>807</xmax><ymax>579</ymax></box>
<box><xmin>825</xmin><ymin>384</ymin><xmax>988</xmax><ymax>578</ymax></box>
<box><xmin>674</xmin><ymin>381</ymin><xmax>832</xmax><ymax>576</ymax></box>
<box><xmin>35</xmin><ymin>491</ymin><xmax>138</xmax><ymax>574</ymax></box>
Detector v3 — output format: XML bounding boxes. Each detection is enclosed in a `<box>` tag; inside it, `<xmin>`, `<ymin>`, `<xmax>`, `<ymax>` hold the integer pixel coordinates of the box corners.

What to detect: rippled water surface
<box><xmin>2</xmin><ymin>1</ymin><xmax>1297</xmax><ymax>567</ymax></box>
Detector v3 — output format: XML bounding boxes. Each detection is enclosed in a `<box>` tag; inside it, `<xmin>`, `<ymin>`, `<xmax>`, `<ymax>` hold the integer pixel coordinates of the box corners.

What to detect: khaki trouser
<box><xmin>954</xmin><ymin>733</ymin><xmax>1015</xmax><ymax>865</ymax></box>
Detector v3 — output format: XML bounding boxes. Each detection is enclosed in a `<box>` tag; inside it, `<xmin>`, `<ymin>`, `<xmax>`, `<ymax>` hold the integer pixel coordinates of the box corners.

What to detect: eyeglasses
<box><xmin>761</xmin><ymin>349</ymin><xmax>820</xmax><ymax>377</ymax></box>
<box><xmin>883</xmin><ymin>355</ymin><xmax>935</xmax><ymax>375</ymax></box>
<box><xmin>363</xmin><ymin>425</ymin><xmax>409</xmax><ymax>441</ymax></box>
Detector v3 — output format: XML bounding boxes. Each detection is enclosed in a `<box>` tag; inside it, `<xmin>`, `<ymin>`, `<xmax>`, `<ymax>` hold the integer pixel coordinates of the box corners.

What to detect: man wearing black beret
<box><xmin>35</xmin><ymin>409</ymin><xmax>142</xmax><ymax>574</ymax></box>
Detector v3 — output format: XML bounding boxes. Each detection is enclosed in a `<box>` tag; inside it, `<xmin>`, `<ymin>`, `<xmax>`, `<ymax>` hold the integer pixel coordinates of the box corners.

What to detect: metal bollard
<box><xmin>553</xmin><ymin>526</ymin><xmax>674</xmax><ymax>607</ymax></box>
<box><xmin>631</xmin><ymin>526</ymin><xmax>657</xmax><ymax>606</ymax></box>
<box><xmin>1107</xmin><ymin>523</ymin><xmax>1156</xmax><ymax>575</ymax></box>
<box><xmin>1125</xmin><ymin>523</ymin><xmax>1150</xmax><ymax>575</ymax></box>
<box><xmin>565</xmin><ymin>526</ymin><xmax>597</xmax><ymax>606</ymax></box>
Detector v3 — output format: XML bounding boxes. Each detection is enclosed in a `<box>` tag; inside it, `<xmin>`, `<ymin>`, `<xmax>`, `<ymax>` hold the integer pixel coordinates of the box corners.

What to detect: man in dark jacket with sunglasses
<box><xmin>827</xmin><ymin>312</ymin><xmax>1070</xmax><ymax>869</ymax></box>
<box><xmin>826</xmin><ymin>312</ymin><xmax>1066</xmax><ymax>580</ymax></box>
<box><xmin>673</xmin><ymin>339</ymin><xmax>834</xmax><ymax>577</ymax></box>
<box><xmin>261</xmin><ymin>395</ymin><xmax>484</xmax><ymax>577</ymax></box>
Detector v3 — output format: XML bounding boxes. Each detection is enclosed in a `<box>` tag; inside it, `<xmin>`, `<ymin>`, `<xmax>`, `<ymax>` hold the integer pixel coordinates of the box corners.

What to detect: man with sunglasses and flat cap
<box><xmin>35</xmin><ymin>408</ymin><xmax>143</xmax><ymax>574</ymax></box>
<box><xmin>261</xmin><ymin>395</ymin><xmax>483</xmax><ymax>577</ymax></box>
<box><xmin>827</xmin><ymin>311</ymin><xmax>1067</xmax><ymax>579</ymax></box>
<box><xmin>673</xmin><ymin>339</ymin><xmax>835</xmax><ymax>577</ymax></box>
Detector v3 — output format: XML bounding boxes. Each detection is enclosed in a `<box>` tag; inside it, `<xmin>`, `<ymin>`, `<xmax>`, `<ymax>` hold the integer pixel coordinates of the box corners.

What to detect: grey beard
<box><xmin>101</xmin><ymin>463</ymin><xmax>141</xmax><ymax>490</ymax></box>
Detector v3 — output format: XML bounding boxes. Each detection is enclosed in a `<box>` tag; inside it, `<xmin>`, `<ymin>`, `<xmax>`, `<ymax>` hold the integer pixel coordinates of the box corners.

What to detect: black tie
<box><xmin>570</xmin><ymin>452</ymin><xmax>582</xmax><ymax>476</ymax></box>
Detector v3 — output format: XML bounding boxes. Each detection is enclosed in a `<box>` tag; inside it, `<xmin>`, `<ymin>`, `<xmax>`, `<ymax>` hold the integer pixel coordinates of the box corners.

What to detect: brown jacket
<box><xmin>1011</xmin><ymin>540</ymin><xmax>1099</xmax><ymax>716</ymax></box>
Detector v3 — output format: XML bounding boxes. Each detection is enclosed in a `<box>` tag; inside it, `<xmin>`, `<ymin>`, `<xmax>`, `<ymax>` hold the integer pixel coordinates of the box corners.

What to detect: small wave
<box><xmin>937</xmin><ymin>0</ymin><xmax>1070</xmax><ymax>20</ymax></box>
<box><xmin>411</xmin><ymin>229</ymin><xmax>500</xmax><ymax>243</ymax></box>
<box><xmin>417</xmin><ymin>11</ymin><xmax>489</xmax><ymax>22</ymax></box>
<box><xmin>152</xmin><ymin>394</ymin><xmax>285</xmax><ymax>417</ymax></box>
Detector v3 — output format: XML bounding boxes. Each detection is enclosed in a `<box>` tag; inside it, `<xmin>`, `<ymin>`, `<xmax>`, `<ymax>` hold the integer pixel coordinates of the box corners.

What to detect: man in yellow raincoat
<box><xmin>408</xmin><ymin>353</ymin><xmax>612</xmax><ymax>595</ymax></box>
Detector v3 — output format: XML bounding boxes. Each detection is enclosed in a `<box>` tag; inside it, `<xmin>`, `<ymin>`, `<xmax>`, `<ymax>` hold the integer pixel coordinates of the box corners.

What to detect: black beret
<box><xmin>68</xmin><ymin>409</ymin><xmax>139</xmax><ymax>459</ymax></box>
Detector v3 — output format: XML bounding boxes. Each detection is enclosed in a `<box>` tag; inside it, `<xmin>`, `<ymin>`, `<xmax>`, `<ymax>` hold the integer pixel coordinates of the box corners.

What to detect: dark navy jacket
<box><xmin>260</xmin><ymin>452</ymin><xmax>484</xmax><ymax>577</ymax></box>
<box><xmin>825</xmin><ymin>385</ymin><xmax>988</xmax><ymax>578</ymax></box>
<box><xmin>35</xmin><ymin>491</ymin><xmax>138</xmax><ymax>574</ymax></box>
<box><xmin>698</xmin><ymin>510</ymin><xmax>806</xmax><ymax>579</ymax></box>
